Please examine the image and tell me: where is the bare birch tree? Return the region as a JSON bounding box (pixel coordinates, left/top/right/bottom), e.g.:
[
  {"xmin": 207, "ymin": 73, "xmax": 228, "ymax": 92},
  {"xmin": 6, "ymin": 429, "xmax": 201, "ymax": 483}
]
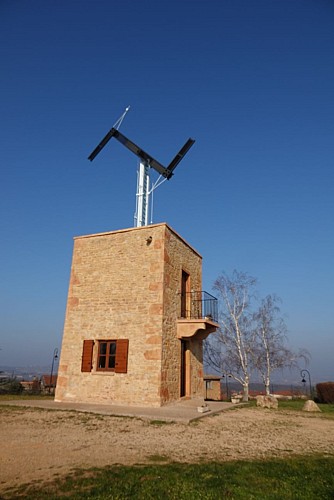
[
  {"xmin": 252, "ymin": 295, "xmax": 310, "ymax": 395},
  {"xmin": 205, "ymin": 270, "xmax": 257, "ymax": 401}
]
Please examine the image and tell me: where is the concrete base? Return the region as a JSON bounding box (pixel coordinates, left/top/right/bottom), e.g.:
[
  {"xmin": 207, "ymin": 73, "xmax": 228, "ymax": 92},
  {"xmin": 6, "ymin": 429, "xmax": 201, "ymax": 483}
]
[{"xmin": 0, "ymin": 398, "xmax": 236, "ymax": 423}]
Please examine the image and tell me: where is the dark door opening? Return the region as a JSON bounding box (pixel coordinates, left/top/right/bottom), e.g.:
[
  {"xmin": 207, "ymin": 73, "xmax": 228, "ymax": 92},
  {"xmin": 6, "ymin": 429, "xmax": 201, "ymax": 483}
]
[
  {"xmin": 180, "ymin": 339, "xmax": 190, "ymax": 397},
  {"xmin": 181, "ymin": 270, "xmax": 190, "ymax": 318}
]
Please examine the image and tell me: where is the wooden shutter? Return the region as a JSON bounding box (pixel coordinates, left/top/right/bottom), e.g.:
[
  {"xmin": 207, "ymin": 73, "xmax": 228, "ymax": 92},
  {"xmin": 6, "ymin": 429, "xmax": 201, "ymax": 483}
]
[
  {"xmin": 81, "ymin": 340, "xmax": 94, "ymax": 372},
  {"xmin": 115, "ymin": 339, "xmax": 129, "ymax": 373}
]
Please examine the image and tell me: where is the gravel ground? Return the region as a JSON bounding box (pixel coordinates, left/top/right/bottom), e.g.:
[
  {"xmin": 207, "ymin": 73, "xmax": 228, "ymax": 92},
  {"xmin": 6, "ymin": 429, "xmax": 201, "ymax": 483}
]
[{"xmin": 1, "ymin": 404, "xmax": 333, "ymax": 495}]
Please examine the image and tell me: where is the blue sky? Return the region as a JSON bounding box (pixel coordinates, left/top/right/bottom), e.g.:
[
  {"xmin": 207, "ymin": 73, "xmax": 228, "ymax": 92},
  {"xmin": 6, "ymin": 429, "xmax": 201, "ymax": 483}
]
[{"xmin": 1, "ymin": 0, "xmax": 333, "ymax": 383}]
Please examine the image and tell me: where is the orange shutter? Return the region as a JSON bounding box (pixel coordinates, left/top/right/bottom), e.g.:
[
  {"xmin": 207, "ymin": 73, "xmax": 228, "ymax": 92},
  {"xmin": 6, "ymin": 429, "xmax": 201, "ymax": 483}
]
[
  {"xmin": 81, "ymin": 340, "xmax": 94, "ymax": 372},
  {"xmin": 115, "ymin": 339, "xmax": 129, "ymax": 373}
]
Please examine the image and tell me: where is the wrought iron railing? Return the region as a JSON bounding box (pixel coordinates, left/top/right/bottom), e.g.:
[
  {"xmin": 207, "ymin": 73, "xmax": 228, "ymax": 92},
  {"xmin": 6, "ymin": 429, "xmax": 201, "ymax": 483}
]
[{"xmin": 179, "ymin": 291, "xmax": 218, "ymax": 323}]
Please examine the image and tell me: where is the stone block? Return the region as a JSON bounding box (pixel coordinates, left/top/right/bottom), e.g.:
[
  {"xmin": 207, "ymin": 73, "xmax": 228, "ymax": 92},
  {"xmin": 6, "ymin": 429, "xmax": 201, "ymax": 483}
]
[
  {"xmin": 302, "ymin": 400, "xmax": 321, "ymax": 412},
  {"xmin": 256, "ymin": 395, "xmax": 278, "ymax": 409}
]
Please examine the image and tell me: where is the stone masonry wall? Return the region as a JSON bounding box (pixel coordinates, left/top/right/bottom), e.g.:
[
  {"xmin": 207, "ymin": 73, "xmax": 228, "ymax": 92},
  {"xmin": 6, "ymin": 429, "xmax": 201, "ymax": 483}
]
[
  {"xmin": 55, "ymin": 223, "xmax": 204, "ymax": 407},
  {"xmin": 56, "ymin": 224, "xmax": 167, "ymax": 406},
  {"xmin": 160, "ymin": 226, "xmax": 203, "ymax": 404}
]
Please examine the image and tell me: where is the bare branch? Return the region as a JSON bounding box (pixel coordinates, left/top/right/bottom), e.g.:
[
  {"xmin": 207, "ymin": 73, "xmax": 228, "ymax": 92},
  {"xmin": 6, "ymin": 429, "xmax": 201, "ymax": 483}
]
[{"xmin": 205, "ymin": 273, "xmax": 311, "ymax": 400}]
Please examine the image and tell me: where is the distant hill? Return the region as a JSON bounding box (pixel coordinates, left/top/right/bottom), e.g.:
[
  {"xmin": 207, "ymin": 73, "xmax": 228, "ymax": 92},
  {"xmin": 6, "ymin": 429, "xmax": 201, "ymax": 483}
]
[
  {"xmin": 2, "ymin": 365, "xmax": 305, "ymax": 393},
  {"xmin": 223, "ymin": 381, "xmax": 304, "ymax": 395},
  {"xmin": 0, "ymin": 365, "xmax": 55, "ymax": 380}
]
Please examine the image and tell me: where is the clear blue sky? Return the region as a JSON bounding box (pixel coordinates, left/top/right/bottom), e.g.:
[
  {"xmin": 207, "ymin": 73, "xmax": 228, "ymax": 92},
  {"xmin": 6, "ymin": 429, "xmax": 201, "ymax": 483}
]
[{"xmin": 1, "ymin": 0, "xmax": 333, "ymax": 383}]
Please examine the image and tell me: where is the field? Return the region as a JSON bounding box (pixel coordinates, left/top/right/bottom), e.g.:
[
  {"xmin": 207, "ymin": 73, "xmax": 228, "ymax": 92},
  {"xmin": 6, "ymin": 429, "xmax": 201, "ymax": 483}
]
[{"xmin": 1, "ymin": 400, "xmax": 334, "ymax": 498}]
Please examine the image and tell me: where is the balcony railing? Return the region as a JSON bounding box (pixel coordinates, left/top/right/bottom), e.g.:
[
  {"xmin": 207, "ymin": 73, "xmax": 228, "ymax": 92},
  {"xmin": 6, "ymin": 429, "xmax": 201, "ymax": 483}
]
[{"xmin": 179, "ymin": 291, "xmax": 218, "ymax": 323}]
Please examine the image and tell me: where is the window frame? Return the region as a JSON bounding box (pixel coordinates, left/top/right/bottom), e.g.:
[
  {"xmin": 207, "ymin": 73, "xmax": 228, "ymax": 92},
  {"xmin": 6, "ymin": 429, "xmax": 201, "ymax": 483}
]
[
  {"xmin": 81, "ymin": 338, "xmax": 129, "ymax": 374},
  {"xmin": 96, "ymin": 340, "xmax": 117, "ymax": 372}
]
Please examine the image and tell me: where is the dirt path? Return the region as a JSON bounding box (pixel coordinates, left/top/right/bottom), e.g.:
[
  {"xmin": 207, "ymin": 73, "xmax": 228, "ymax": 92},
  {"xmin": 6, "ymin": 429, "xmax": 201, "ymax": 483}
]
[{"xmin": 1, "ymin": 405, "xmax": 333, "ymax": 495}]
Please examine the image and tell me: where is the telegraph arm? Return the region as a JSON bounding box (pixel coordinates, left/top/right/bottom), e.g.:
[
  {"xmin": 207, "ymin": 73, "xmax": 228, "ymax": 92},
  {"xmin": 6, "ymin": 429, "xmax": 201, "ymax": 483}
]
[
  {"xmin": 88, "ymin": 111, "xmax": 195, "ymax": 226},
  {"xmin": 88, "ymin": 126, "xmax": 195, "ymax": 180}
]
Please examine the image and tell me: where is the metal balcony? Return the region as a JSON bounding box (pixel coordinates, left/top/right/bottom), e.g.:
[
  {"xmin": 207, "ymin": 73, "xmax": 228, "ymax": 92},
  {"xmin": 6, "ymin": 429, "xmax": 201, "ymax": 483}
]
[
  {"xmin": 177, "ymin": 291, "xmax": 219, "ymax": 340},
  {"xmin": 179, "ymin": 291, "xmax": 218, "ymax": 323}
]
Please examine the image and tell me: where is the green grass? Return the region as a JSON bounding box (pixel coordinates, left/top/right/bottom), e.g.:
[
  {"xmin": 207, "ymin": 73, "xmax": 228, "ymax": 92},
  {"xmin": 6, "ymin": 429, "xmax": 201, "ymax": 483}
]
[
  {"xmin": 243, "ymin": 398, "xmax": 334, "ymax": 418},
  {"xmin": 317, "ymin": 403, "xmax": 334, "ymax": 416},
  {"xmin": 265, "ymin": 399, "xmax": 334, "ymax": 417},
  {"xmin": 4, "ymin": 456, "xmax": 334, "ymax": 499},
  {"xmin": 149, "ymin": 419, "xmax": 175, "ymax": 426},
  {"xmin": 0, "ymin": 394, "xmax": 54, "ymax": 401}
]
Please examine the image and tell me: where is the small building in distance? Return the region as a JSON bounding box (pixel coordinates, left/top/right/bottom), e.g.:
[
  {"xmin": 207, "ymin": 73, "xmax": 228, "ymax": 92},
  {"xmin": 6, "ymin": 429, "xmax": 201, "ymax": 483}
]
[
  {"xmin": 204, "ymin": 375, "xmax": 222, "ymax": 401},
  {"xmin": 55, "ymin": 223, "xmax": 218, "ymax": 407},
  {"xmin": 40, "ymin": 375, "xmax": 58, "ymax": 394}
]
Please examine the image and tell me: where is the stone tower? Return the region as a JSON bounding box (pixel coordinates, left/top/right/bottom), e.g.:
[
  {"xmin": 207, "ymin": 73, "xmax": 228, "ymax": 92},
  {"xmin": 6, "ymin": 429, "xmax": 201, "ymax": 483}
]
[{"xmin": 55, "ymin": 223, "xmax": 218, "ymax": 407}]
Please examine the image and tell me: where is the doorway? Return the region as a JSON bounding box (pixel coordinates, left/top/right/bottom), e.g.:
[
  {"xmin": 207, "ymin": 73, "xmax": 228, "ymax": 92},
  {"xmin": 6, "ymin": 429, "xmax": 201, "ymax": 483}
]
[
  {"xmin": 181, "ymin": 270, "xmax": 190, "ymax": 318},
  {"xmin": 180, "ymin": 339, "xmax": 190, "ymax": 397}
]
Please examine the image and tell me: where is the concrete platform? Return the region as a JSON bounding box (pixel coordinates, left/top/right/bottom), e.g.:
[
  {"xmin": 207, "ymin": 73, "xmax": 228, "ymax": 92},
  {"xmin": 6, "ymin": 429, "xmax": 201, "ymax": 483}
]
[{"xmin": 0, "ymin": 398, "xmax": 237, "ymax": 423}]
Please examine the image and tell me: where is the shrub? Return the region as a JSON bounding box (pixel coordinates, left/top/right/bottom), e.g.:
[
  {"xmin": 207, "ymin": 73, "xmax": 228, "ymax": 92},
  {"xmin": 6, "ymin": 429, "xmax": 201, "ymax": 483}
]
[
  {"xmin": 316, "ymin": 382, "xmax": 334, "ymax": 404},
  {"xmin": 0, "ymin": 377, "xmax": 24, "ymax": 395}
]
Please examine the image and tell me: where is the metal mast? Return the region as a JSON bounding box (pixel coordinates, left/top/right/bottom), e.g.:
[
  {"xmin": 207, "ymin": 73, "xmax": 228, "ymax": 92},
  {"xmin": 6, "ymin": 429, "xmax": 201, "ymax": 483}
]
[{"xmin": 135, "ymin": 162, "xmax": 150, "ymax": 227}]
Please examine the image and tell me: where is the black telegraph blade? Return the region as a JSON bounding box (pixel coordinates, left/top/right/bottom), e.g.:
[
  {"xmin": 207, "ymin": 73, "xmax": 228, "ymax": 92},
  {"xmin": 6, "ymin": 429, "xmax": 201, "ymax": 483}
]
[
  {"xmin": 88, "ymin": 124, "xmax": 195, "ymax": 180},
  {"xmin": 88, "ymin": 127, "xmax": 118, "ymax": 161},
  {"xmin": 165, "ymin": 138, "xmax": 195, "ymax": 179},
  {"xmin": 112, "ymin": 130, "xmax": 168, "ymax": 177}
]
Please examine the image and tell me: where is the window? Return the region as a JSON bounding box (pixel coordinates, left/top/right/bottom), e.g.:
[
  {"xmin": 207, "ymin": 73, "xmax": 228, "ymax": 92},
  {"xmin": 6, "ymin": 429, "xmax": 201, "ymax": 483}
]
[
  {"xmin": 97, "ymin": 341, "xmax": 116, "ymax": 371},
  {"xmin": 81, "ymin": 339, "xmax": 129, "ymax": 373}
]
